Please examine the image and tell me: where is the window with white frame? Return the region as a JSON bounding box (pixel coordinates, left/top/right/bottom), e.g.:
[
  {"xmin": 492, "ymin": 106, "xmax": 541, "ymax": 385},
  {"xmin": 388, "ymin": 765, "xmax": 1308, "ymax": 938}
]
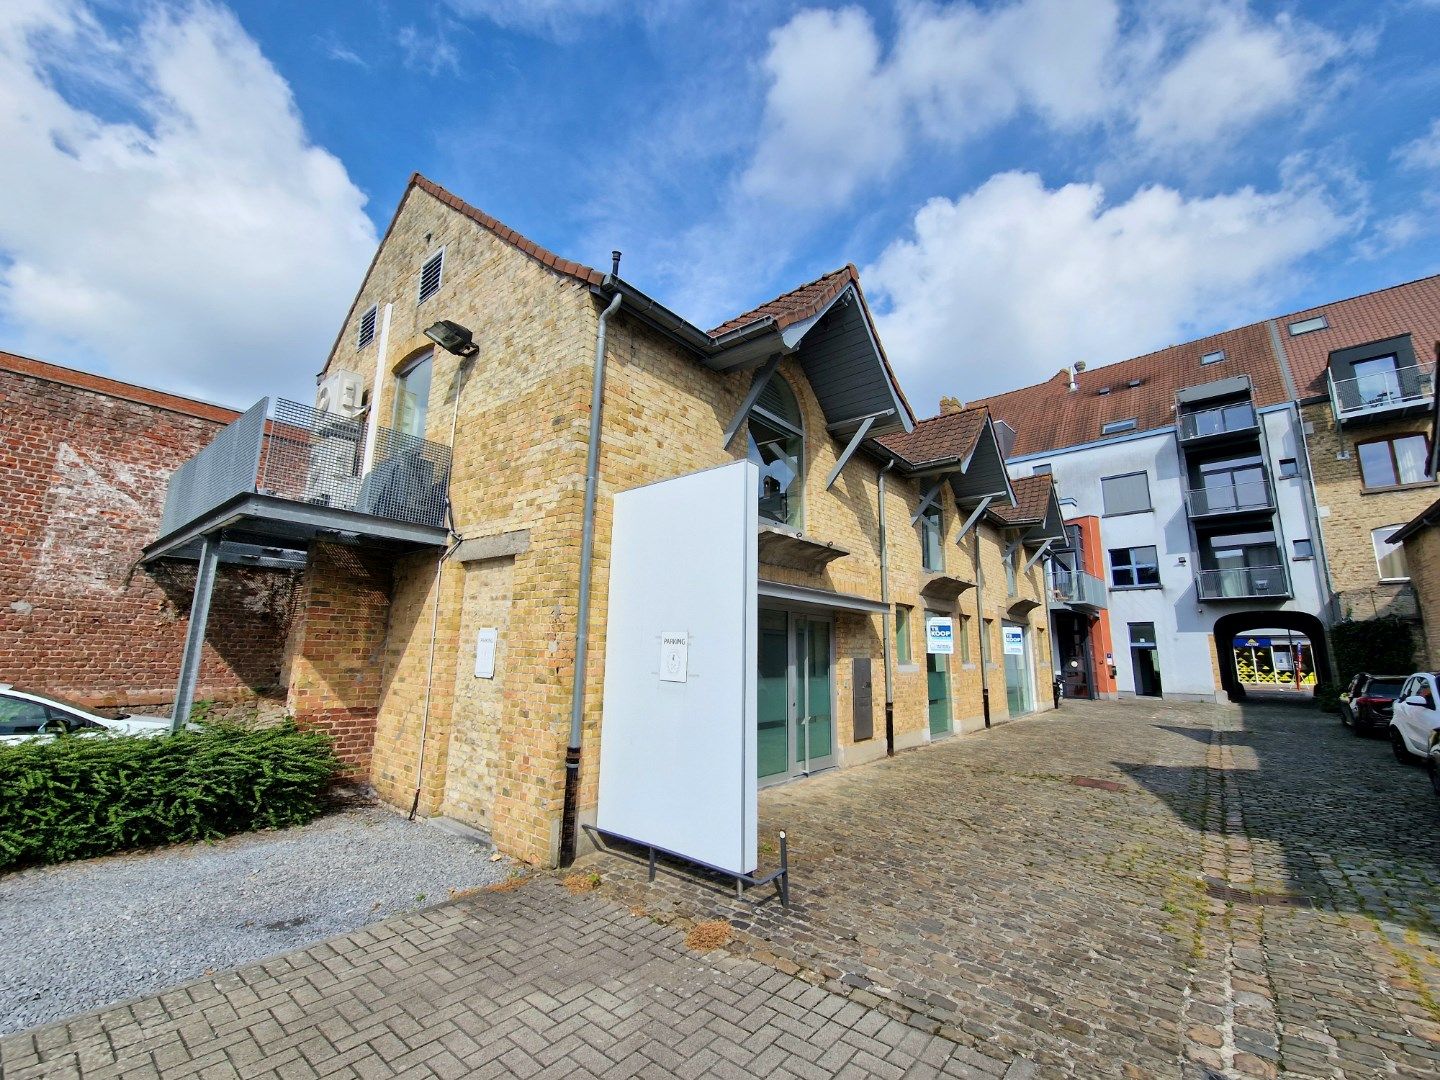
[
  {"xmin": 1372, "ymin": 525, "xmax": 1409, "ymax": 582},
  {"xmin": 920, "ymin": 503, "xmax": 944, "ymax": 572}
]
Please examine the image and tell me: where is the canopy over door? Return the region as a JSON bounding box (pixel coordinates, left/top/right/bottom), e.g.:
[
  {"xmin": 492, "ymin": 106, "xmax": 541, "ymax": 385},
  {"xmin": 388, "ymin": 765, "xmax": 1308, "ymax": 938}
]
[{"xmin": 597, "ymin": 461, "xmax": 759, "ymax": 875}]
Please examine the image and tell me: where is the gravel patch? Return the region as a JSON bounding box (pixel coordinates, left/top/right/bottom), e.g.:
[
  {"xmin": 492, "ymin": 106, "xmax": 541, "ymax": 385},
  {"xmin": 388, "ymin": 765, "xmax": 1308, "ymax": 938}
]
[{"xmin": 0, "ymin": 807, "xmax": 513, "ymax": 1035}]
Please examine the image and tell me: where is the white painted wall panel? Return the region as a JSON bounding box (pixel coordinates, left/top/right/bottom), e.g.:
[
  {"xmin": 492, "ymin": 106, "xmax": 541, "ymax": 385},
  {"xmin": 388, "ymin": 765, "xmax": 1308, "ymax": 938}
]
[{"xmin": 596, "ymin": 461, "xmax": 759, "ymax": 875}]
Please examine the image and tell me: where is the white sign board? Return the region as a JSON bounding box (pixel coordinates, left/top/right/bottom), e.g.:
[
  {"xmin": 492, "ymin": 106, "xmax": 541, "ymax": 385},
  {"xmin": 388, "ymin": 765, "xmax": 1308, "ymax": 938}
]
[
  {"xmin": 1003, "ymin": 625, "xmax": 1025, "ymax": 655},
  {"xmin": 597, "ymin": 461, "xmax": 758, "ymax": 875},
  {"xmin": 474, "ymin": 628, "xmax": 498, "ymax": 679},
  {"xmin": 659, "ymin": 632, "xmax": 689, "ymax": 683},
  {"xmin": 925, "ymin": 617, "xmax": 953, "ymax": 654}
]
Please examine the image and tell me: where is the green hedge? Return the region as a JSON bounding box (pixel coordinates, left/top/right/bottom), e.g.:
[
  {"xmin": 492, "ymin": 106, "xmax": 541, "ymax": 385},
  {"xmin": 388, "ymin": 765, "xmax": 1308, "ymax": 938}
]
[{"xmin": 0, "ymin": 722, "xmax": 341, "ymax": 871}]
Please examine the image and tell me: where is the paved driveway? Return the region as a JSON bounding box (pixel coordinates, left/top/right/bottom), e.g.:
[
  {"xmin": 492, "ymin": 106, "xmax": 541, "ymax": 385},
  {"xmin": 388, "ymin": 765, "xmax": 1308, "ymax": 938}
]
[
  {"xmin": 601, "ymin": 696, "xmax": 1440, "ymax": 1078},
  {"xmin": 3, "ymin": 698, "xmax": 1437, "ymax": 1078}
]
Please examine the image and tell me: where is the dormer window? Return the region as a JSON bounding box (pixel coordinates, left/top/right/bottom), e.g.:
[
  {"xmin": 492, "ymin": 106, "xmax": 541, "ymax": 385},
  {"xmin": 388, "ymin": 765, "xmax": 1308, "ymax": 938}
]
[{"xmin": 748, "ymin": 375, "xmax": 804, "ymax": 528}]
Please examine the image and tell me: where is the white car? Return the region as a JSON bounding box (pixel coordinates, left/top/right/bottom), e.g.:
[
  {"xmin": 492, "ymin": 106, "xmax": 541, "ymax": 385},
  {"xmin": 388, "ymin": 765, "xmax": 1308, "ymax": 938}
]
[
  {"xmin": 0, "ymin": 684, "xmax": 171, "ymax": 747},
  {"xmin": 1388, "ymin": 671, "xmax": 1440, "ymax": 764}
]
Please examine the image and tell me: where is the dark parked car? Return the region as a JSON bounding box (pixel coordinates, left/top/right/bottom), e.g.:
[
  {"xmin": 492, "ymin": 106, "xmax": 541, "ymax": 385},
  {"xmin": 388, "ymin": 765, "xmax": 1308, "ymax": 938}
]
[{"xmin": 1338, "ymin": 673, "xmax": 1407, "ymax": 734}]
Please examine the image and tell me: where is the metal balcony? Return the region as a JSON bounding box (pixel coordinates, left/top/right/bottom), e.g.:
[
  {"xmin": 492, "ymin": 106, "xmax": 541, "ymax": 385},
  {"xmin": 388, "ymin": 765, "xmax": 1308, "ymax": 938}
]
[
  {"xmin": 147, "ymin": 397, "xmax": 452, "ymax": 565},
  {"xmin": 1177, "ymin": 402, "xmax": 1259, "ymax": 445},
  {"xmin": 1327, "ymin": 362, "xmax": 1435, "ymax": 426},
  {"xmin": 1196, "ymin": 565, "xmax": 1291, "ymax": 601},
  {"xmin": 1185, "ymin": 477, "xmax": 1274, "ymax": 520},
  {"xmin": 1049, "ymin": 568, "xmax": 1107, "ymax": 611}
]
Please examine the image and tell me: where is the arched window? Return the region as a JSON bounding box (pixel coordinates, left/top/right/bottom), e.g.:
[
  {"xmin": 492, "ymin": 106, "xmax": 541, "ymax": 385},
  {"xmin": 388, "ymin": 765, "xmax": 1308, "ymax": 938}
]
[
  {"xmin": 748, "ymin": 375, "xmax": 804, "ymax": 528},
  {"xmin": 392, "ymin": 350, "xmax": 433, "ymax": 438}
]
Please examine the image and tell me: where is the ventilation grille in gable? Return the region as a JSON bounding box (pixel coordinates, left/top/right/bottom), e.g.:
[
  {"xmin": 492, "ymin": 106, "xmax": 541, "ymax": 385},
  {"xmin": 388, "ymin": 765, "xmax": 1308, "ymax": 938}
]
[
  {"xmin": 358, "ymin": 305, "xmax": 377, "ymax": 348},
  {"xmin": 419, "ymin": 252, "xmax": 444, "ymax": 303}
]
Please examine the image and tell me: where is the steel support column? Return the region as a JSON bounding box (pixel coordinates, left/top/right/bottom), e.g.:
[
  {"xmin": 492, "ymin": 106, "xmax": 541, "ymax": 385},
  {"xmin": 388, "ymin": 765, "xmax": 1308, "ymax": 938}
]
[{"xmin": 171, "ymin": 533, "xmax": 220, "ymax": 732}]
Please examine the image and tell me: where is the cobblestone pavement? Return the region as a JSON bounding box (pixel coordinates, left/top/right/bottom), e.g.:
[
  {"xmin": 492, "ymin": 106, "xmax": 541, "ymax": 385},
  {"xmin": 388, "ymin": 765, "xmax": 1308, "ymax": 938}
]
[
  {"xmin": 4, "ymin": 697, "xmax": 1437, "ymax": 1078},
  {"xmin": 598, "ymin": 697, "xmax": 1440, "ymax": 1078}
]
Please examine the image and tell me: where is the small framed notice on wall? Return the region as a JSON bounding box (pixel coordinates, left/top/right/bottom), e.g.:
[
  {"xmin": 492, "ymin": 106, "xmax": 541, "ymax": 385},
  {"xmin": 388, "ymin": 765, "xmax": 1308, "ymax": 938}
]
[{"xmin": 474, "ymin": 628, "xmax": 498, "ymax": 679}]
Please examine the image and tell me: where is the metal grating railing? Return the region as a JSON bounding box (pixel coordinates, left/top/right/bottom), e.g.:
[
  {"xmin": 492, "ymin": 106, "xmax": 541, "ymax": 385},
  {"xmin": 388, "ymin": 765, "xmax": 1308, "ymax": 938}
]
[
  {"xmin": 156, "ymin": 397, "xmax": 452, "ymax": 539},
  {"xmin": 159, "ymin": 398, "xmax": 268, "ymax": 537}
]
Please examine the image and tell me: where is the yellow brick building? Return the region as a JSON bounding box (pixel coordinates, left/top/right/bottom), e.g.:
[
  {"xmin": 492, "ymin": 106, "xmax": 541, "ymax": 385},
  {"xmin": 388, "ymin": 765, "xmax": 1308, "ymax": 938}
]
[{"xmin": 271, "ymin": 175, "xmax": 1058, "ymax": 866}]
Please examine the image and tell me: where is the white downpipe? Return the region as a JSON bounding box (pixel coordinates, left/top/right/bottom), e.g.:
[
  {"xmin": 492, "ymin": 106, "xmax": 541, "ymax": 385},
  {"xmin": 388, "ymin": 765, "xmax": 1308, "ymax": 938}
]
[{"xmin": 362, "ymin": 303, "xmax": 393, "ymax": 473}]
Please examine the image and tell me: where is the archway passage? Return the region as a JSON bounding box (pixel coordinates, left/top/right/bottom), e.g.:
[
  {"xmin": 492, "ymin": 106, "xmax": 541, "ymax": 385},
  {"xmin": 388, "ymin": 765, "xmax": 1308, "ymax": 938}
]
[{"xmin": 1212, "ymin": 610, "xmax": 1331, "ymax": 702}]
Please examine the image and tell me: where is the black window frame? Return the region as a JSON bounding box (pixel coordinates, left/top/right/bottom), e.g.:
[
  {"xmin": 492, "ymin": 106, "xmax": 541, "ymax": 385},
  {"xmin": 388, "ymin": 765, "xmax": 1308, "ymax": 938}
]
[{"xmin": 1109, "ymin": 545, "xmax": 1161, "ymax": 589}]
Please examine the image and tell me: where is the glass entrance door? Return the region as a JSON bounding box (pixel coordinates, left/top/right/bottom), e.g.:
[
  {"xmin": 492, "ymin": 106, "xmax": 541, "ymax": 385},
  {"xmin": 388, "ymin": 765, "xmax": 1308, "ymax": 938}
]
[
  {"xmin": 794, "ymin": 618, "xmax": 833, "ymax": 774},
  {"xmin": 1003, "ymin": 620, "xmax": 1034, "ymax": 716},
  {"xmin": 757, "ymin": 610, "xmax": 791, "ymax": 781},
  {"xmin": 925, "ymin": 610, "xmax": 951, "ymax": 736},
  {"xmin": 757, "ymin": 609, "xmax": 835, "ymax": 784}
]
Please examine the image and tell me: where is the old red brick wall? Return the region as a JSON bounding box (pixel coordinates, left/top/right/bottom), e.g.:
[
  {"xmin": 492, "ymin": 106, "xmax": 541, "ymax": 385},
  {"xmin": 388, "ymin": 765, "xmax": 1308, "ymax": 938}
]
[
  {"xmin": 283, "ymin": 542, "xmax": 392, "ymax": 770},
  {"xmin": 0, "ymin": 356, "xmax": 297, "ymax": 712}
]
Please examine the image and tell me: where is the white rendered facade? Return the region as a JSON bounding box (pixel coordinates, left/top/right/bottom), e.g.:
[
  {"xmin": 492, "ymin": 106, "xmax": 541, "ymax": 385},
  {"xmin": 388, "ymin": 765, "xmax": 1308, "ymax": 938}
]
[{"xmin": 1007, "ymin": 402, "xmax": 1328, "ymax": 702}]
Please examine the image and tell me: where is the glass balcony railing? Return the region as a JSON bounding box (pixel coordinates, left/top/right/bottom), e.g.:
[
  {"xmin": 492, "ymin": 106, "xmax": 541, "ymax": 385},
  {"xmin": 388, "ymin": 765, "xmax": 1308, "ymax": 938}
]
[
  {"xmin": 1185, "ymin": 477, "xmax": 1274, "ymax": 518},
  {"xmin": 1177, "ymin": 401, "xmax": 1259, "ymax": 442},
  {"xmin": 1327, "ymin": 362, "xmax": 1435, "ymax": 424},
  {"xmin": 1196, "ymin": 565, "xmax": 1291, "ymax": 601},
  {"xmin": 1049, "ymin": 568, "xmax": 1107, "ymax": 610}
]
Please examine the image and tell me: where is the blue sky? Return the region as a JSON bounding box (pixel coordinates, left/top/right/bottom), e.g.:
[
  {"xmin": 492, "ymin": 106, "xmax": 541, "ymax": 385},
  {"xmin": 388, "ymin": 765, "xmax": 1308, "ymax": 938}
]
[{"xmin": 1, "ymin": 1, "xmax": 1438, "ymax": 415}]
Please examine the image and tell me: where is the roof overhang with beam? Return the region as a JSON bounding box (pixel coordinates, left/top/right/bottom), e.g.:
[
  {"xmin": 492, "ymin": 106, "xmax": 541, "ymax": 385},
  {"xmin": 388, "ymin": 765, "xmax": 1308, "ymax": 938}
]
[{"xmin": 597, "ymin": 277, "xmax": 913, "ymax": 442}]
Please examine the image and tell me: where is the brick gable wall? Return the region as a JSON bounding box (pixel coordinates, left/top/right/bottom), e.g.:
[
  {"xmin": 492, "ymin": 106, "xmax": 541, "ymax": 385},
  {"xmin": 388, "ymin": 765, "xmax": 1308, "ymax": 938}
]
[{"xmin": 0, "ymin": 363, "xmax": 296, "ymax": 713}]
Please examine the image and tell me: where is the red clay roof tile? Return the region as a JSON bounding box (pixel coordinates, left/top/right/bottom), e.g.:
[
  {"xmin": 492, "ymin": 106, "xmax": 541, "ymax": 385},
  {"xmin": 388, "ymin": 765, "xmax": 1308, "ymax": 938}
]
[
  {"xmin": 966, "ymin": 321, "xmax": 1287, "ymax": 458},
  {"xmin": 989, "ymin": 473, "xmax": 1055, "ymax": 525},
  {"xmin": 875, "ymin": 405, "xmax": 989, "ymax": 467}
]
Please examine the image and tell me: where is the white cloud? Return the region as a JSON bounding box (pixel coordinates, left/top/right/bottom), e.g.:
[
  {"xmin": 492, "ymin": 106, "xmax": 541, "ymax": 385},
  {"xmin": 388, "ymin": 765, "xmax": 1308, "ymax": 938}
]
[
  {"xmin": 1395, "ymin": 118, "xmax": 1440, "ymax": 170},
  {"xmin": 1130, "ymin": 8, "xmax": 1346, "ymax": 152},
  {"xmin": 743, "ymin": 0, "xmax": 1350, "ymax": 208},
  {"xmin": 441, "ymin": 0, "xmax": 615, "ymax": 41},
  {"xmin": 0, "ymin": 0, "xmax": 376, "ymax": 406},
  {"xmin": 864, "ymin": 170, "xmax": 1351, "ymax": 412},
  {"xmin": 397, "ymin": 23, "xmax": 462, "ymax": 75}
]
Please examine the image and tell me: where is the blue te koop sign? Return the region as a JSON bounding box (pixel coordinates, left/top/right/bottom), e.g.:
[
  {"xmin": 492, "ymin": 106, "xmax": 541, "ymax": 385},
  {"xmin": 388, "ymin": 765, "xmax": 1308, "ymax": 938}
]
[{"xmin": 925, "ymin": 617, "xmax": 954, "ymax": 655}]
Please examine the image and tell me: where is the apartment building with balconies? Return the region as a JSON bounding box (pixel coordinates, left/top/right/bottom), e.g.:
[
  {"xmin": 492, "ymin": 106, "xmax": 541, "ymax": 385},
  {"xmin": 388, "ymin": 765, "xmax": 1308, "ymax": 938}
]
[{"xmin": 969, "ymin": 274, "xmax": 1440, "ymax": 701}]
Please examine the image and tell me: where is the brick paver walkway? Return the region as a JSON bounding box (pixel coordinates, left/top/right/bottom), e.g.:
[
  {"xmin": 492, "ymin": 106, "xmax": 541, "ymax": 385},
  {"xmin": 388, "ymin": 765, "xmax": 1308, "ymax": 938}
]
[{"xmin": 4, "ymin": 697, "xmax": 1437, "ymax": 1078}]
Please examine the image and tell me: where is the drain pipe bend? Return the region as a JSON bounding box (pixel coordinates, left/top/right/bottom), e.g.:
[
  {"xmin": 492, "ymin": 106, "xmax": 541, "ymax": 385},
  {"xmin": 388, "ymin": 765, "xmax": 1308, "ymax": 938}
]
[{"xmin": 561, "ymin": 286, "xmax": 623, "ymax": 864}]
